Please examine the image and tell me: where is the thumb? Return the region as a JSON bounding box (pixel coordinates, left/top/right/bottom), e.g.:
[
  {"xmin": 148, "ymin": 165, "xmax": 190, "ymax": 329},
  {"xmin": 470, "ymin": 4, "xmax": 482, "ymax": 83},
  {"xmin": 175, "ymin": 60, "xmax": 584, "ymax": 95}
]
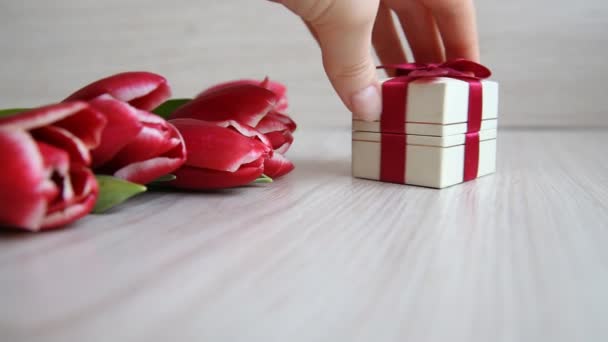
[{"xmin": 282, "ymin": 0, "xmax": 382, "ymax": 121}]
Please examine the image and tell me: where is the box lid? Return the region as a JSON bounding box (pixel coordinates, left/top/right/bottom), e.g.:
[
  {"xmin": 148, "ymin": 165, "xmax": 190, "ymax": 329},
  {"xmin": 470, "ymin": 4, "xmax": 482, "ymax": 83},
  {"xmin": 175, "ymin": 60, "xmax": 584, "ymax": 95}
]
[
  {"xmin": 378, "ymin": 77, "xmax": 499, "ymax": 125},
  {"xmin": 352, "ymin": 129, "xmax": 497, "ymax": 148},
  {"xmin": 353, "ymin": 118, "xmax": 497, "ymax": 136}
]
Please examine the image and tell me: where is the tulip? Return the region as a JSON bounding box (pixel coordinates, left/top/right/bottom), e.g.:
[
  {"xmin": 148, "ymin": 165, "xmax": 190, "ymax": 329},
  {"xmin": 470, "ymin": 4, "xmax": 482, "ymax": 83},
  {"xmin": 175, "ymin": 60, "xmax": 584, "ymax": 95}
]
[
  {"xmin": 64, "ymin": 71, "xmax": 171, "ymax": 111},
  {"xmin": 168, "ymin": 119, "xmax": 272, "ymax": 189},
  {"xmin": 88, "ymin": 95, "xmax": 187, "ymax": 185},
  {"xmin": 170, "ymin": 80, "xmax": 297, "ymax": 179},
  {"xmin": 64, "ymin": 72, "xmax": 187, "ymax": 185},
  {"xmin": 170, "ymin": 84, "xmax": 278, "ymax": 127},
  {"xmin": 0, "ymin": 102, "xmax": 105, "ymax": 231},
  {"xmin": 197, "ymin": 77, "xmax": 288, "ymax": 112}
]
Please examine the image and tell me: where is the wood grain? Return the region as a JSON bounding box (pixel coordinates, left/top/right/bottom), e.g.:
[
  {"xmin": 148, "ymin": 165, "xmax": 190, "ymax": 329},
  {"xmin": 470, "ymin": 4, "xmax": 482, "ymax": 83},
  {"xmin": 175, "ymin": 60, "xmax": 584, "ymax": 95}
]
[{"xmin": 1, "ymin": 130, "xmax": 607, "ymax": 342}]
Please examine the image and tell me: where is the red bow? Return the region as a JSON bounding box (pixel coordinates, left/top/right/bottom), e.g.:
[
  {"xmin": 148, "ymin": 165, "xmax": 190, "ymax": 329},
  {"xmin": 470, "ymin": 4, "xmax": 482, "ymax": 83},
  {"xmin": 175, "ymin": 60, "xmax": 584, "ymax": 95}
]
[{"xmin": 378, "ymin": 59, "xmax": 491, "ymax": 79}]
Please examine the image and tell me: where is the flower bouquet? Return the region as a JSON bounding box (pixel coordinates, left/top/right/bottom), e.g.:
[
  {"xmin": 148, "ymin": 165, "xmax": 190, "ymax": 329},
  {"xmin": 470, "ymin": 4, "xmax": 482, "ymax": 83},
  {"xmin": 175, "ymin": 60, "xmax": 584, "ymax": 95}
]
[{"xmin": 0, "ymin": 72, "xmax": 297, "ymax": 231}]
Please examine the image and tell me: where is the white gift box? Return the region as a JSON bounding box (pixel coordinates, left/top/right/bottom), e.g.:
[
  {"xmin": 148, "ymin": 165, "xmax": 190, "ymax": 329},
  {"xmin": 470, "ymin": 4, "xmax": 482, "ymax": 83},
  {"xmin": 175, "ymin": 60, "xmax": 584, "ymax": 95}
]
[{"xmin": 351, "ymin": 77, "xmax": 499, "ymax": 189}]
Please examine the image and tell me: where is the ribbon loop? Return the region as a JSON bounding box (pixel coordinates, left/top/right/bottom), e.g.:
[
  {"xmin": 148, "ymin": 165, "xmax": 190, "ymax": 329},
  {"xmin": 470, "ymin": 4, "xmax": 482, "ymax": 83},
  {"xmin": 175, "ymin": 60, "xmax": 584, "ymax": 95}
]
[{"xmin": 377, "ymin": 58, "xmax": 491, "ymax": 79}]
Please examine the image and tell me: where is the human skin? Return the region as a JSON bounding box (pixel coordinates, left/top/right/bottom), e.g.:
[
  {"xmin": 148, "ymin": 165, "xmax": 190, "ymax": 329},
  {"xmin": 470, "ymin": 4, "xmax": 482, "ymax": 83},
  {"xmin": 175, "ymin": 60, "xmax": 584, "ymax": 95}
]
[{"xmin": 270, "ymin": 0, "xmax": 479, "ymax": 121}]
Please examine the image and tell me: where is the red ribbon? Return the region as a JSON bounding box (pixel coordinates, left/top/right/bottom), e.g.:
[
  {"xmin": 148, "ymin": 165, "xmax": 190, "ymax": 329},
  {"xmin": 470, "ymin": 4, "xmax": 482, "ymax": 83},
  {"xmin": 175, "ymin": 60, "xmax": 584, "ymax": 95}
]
[{"xmin": 378, "ymin": 59, "xmax": 491, "ymax": 185}]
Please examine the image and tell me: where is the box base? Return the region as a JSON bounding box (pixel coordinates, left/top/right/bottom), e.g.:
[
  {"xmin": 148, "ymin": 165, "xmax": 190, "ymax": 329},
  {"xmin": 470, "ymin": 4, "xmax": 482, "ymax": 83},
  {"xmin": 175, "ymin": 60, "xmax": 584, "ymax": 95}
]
[{"xmin": 352, "ymin": 139, "xmax": 497, "ymax": 189}]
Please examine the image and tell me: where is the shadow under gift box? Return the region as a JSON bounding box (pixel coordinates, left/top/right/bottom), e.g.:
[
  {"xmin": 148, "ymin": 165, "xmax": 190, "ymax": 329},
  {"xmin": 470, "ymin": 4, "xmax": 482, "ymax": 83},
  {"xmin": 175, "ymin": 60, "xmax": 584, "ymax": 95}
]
[{"xmin": 352, "ymin": 77, "xmax": 499, "ymax": 189}]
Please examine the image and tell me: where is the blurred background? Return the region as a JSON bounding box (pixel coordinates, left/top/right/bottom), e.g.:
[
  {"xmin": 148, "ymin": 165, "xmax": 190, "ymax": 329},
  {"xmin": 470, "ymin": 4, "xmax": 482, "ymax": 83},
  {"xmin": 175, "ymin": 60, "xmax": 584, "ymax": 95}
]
[{"xmin": 1, "ymin": 0, "xmax": 607, "ymax": 128}]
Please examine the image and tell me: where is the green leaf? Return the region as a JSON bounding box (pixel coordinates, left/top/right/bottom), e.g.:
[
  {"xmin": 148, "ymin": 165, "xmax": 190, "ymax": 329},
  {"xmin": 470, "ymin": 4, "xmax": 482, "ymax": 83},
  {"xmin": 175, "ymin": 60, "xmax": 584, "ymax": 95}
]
[
  {"xmin": 0, "ymin": 108, "xmax": 30, "ymax": 118},
  {"xmin": 93, "ymin": 175, "xmax": 147, "ymax": 214},
  {"xmin": 253, "ymin": 174, "xmax": 273, "ymax": 184},
  {"xmin": 150, "ymin": 174, "xmax": 176, "ymax": 183},
  {"xmin": 152, "ymin": 99, "xmax": 192, "ymax": 119}
]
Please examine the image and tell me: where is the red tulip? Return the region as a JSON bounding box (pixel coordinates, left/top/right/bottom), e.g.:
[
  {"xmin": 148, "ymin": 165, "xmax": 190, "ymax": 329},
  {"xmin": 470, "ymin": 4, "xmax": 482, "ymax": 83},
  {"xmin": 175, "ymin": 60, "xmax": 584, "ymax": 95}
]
[
  {"xmin": 170, "ymin": 80, "xmax": 297, "ymax": 179},
  {"xmin": 88, "ymin": 95, "xmax": 187, "ymax": 185},
  {"xmin": 64, "ymin": 72, "xmax": 171, "ymax": 111},
  {"xmin": 0, "ymin": 102, "xmax": 105, "ymax": 231},
  {"xmin": 168, "ymin": 119, "xmax": 272, "ymax": 189},
  {"xmin": 63, "ymin": 72, "xmax": 186, "ymax": 184},
  {"xmin": 171, "ymin": 84, "xmax": 278, "ymax": 127},
  {"xmin": 197, "ymin": 77, "xmax": 288, "ymax": 112}
]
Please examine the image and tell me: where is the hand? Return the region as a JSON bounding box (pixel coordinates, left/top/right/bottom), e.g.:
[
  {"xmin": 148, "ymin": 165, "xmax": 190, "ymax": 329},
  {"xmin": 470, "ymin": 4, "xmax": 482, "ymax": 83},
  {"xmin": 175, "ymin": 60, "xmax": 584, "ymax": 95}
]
[{"xmin": 273, "ymin": 0, "xmax": 479, "ymax": 121}]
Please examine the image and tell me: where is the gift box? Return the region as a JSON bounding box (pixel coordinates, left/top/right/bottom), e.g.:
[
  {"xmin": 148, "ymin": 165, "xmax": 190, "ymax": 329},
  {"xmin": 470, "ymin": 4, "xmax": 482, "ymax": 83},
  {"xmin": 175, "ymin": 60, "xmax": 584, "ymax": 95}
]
[{"xmin": 351, "ymin": 60, "xmax": 499, "ymax": 189}]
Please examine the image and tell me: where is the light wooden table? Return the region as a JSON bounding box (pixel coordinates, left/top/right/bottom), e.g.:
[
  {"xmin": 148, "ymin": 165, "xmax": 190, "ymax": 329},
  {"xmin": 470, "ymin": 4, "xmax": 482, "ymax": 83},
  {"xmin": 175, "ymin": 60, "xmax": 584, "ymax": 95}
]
[{"xmin": 1, "ymin": 128, "xmax": 607, "ymax": 342}]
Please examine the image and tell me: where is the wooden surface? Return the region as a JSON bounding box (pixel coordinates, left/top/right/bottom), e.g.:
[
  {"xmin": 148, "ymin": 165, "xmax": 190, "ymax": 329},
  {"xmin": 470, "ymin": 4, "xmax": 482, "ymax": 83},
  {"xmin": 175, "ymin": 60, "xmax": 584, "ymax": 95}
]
[
  {"xmin": 1, "ymin": 130, "xmax": 608, "ymax": 342},
  {"xmin": 2, "ymin": 0, "xmax": 608, "ymax": 341}
]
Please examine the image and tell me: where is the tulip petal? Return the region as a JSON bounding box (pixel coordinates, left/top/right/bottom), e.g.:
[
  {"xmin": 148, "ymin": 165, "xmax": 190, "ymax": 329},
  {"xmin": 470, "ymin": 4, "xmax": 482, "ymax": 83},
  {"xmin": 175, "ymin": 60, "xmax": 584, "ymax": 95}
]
[
  {"xmin": 170, "ymin": 84, "xmax": 277, "ymax": 127},
  {"xmin": 106, "ymin": 111, "xmax": 180, "ymax": 168},
  {"xmin": 196, "ymin": 79, "xmax": 259, "ymax": 97},
  {"xmin": 260, "ymin": 77, "xmax": 287, "ymax": 98},
  {"xmin": 0, "ymin": 102, "xmax": 106, "ymax": 148},
  {"xmin": 111, "ymin": 122, "xmax": 186, "ymax": 185},
  {"xmin": 171, "ymin": 158, "xmax": 264, "ymax": 190},
  {"xmin": 36, "ymin": 142, "xmax": 73, "ymax": 208},
  {"xmin": 274, "ymin": 100, "xmax": 288, "ymax": 113},
  {"xmin": 198, "ymin": 77, "xmax": 287, "ymax": 100},
  {"xmin": 255, "ymin": 111, "xmax": 296, "ymax": 153},
  {"xmin": 129, "ymin": 83, "xmax": 172, "ymax": 112},
  {"xmin": 42, "ymin": 166, "xmax": 99, "ymax": 230},
  {"xmin": 114, "ymin": 156, "xmax": 184, "ymax": 185},
  {"xmin": 64, "ymin": 72, "xmax": 171, "ymax": 111},
  {"xmin": 52, "ymin": 106, "xmax": 107, "ymax": 150},
  {"xmin": 197, "ymin": 76, "xmax": 289, "ymax": 112},
  {"xmin": 260, "ymin": 77, "xmax": 288, "ymax": 112},
  {"xmin": 170, "ymin": 119, "xmax": 269, "ymax": 173},
  {"xmin": 255, "ymin": 113, "xmax": 290, "ymax": 134},
  {"xmin": 36, "ymin": 142, "xmax": 62, "ymax": 204},
  {"xmin": 212, "ymin": 120, "xmax": 272, "ymax": 150},
  {"xmin": 0, "ymin": 130, "xmax": 52, "ymax": 230},
  {"xmin": 264, "ymin": 130, "xmax": 294, "ymax": 154},
  {"xmin": 0, "ymin": 102, "xmax": 87, "ymax": 130},
  {"xmin": 32, "ymin": 126, "xmax": 91, "ymax": 166},
  {"xmin": 266, "ymin": 111, "xmax": 297, "ymax": 132},
  {"xmin": 263, "ymin": 153, "xmax": 295, "ymax": 178},
  {"xmin": 88, "ymin": 95, "xmax": 143, "ymax": 167}
]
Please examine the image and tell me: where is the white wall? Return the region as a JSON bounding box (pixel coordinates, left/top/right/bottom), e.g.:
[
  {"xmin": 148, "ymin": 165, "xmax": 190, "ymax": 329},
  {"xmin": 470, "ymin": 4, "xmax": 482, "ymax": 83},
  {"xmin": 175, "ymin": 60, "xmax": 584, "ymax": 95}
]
[{"xmin": 1, "ymin": 0, "xmax": 606, "ymax": 127}]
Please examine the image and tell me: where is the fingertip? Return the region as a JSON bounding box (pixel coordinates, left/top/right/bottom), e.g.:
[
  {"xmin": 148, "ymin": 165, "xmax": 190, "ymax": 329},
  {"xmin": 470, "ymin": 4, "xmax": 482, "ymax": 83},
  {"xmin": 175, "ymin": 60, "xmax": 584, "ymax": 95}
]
[{"xmin": 350, "ymin": 83, "xmax": 382, "ymax": 121}]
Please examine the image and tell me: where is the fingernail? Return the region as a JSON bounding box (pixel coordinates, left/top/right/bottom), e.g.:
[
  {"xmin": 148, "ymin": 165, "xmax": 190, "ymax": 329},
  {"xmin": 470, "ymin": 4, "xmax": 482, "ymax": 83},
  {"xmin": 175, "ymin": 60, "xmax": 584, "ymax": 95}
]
[{"xmin": 350, "ymin": 85, "xmax": 382, "ymax": 121}]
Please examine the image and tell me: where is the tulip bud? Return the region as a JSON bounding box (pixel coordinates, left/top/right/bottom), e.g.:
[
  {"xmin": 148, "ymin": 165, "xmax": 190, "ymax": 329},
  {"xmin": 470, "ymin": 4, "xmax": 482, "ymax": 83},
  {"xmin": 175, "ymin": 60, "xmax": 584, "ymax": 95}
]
[
  {"xmin": 65, "ymin": 72, "xmax": 171, "ymax": 111},
  {"xmin": 88, "ymin": 95, "xmax": 187, "ymax": 185},
  {"xmin": 0, "ymin": 102, "xmax": 105, "ymax": 231},
  {"xmin": 169, "ymin": 119, "xmax": 272, "ymax": 189}
]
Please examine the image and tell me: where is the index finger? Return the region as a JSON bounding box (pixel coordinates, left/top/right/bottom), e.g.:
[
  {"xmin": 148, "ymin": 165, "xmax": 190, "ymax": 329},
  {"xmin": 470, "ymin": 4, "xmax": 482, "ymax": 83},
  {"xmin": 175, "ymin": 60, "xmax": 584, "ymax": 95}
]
[{"xmin": 424, "ymin": 0, "xmax": 479, "ymax": 61}]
